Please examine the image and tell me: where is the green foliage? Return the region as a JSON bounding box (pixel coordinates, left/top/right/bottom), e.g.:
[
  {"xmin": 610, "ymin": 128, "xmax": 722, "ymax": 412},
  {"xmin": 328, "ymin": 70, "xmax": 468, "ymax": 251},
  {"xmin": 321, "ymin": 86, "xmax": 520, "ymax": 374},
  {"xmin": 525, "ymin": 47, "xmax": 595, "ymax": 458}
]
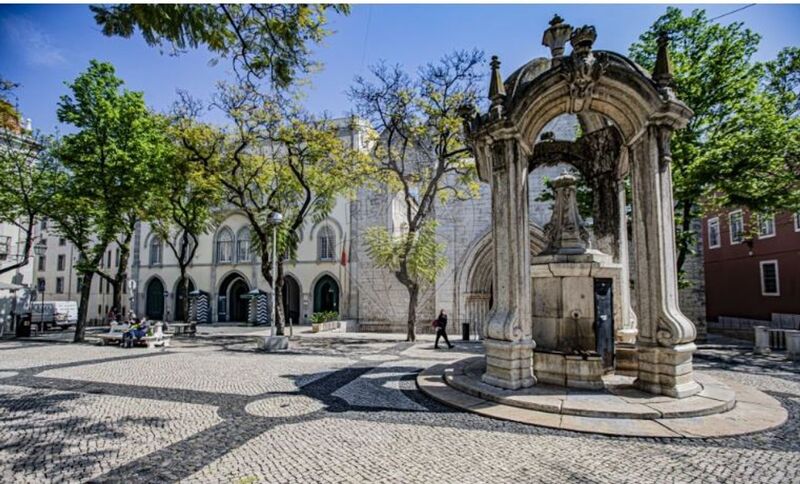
[
  {"xmin": 0, "ymin": 125, "xmax": 61, "ymax": 275},
  {"xmin": 364, "ymin": 222, "xmax": 446, "ymax": 286},
  {"xmin": 90, "ymin": 4, "xmax": 348, "ymax": 89},
  {"xmin": 49, "ymin": 60, "xmax": 172, "ymax": 338},
  {"xmin": 629, "ymin": 8, "xmax": 800, "ymax": 272},
  {"xmin": 310, "ymin": 311, "xmax": 338, "ymax": 324},
  {"xmin": 150, "ymin": 113, "xmax": 223, "ymax": 271}
]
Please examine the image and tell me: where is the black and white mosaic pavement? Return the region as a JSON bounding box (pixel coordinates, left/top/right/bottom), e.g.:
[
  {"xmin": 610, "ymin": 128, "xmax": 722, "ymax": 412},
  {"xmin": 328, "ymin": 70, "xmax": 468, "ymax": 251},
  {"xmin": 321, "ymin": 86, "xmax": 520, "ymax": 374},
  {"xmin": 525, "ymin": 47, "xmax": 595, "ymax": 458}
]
[{"xmin": 0, "ymin": 334, "xmax": 798, "ymax": 483}]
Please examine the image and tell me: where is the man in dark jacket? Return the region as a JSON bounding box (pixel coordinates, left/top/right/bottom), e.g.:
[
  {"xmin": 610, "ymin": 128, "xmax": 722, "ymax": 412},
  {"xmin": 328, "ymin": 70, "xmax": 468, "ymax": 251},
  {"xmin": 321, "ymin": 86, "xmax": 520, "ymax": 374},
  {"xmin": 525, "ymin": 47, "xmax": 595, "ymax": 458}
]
[{"xmin": 434, "ymin": 309, "xmax": 454, "ymax": 349}]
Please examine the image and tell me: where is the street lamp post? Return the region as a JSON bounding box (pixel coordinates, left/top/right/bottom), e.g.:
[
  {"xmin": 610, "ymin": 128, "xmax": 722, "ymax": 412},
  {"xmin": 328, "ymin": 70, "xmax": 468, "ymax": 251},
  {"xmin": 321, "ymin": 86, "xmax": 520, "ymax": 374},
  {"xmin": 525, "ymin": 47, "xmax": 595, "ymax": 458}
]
[
  {"xmin": 268, "ymin": 211, "xmax": 283, "ymax": 337},
  {"xmin": 33, "ymin": 241, "xmax": 46, "ymax": 332}
]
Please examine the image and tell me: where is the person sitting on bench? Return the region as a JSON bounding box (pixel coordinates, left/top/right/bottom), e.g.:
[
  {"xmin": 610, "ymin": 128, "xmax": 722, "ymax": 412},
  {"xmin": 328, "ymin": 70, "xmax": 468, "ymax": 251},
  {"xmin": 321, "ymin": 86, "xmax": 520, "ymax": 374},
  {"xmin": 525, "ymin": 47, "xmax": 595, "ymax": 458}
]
[{"xmin": 122, "ymin": 318, "xmax": 149, "ymax": 348}]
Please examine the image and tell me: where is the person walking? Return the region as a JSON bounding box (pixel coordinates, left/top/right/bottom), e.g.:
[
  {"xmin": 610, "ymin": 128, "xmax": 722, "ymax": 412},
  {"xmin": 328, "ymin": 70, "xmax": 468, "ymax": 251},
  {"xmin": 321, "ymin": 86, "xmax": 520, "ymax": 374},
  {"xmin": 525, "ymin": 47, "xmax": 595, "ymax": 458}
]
[{"xmin": 434, "ymin": 309, "xmax": 454, "ymax": 349}]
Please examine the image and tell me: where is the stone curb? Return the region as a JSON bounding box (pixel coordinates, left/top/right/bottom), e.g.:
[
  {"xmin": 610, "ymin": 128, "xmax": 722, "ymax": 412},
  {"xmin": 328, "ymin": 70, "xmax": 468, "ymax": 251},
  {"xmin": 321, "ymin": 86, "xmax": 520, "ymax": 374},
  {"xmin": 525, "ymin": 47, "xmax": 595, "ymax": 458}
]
[{"xmin": 417, "ymin": 357, "xmax": 788, "ymax": 438}]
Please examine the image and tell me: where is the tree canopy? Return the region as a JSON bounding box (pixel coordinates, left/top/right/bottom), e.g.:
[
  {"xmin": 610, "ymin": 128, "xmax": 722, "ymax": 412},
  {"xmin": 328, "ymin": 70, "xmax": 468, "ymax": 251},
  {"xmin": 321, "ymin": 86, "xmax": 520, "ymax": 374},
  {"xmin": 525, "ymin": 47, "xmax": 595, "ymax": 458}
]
[
  {"xmin": 91, "ymin": 4, "xmax": 348, "ymax": 89},
  {"xmin": 629, "ymin": 7, "xmax": 800, "ymax": 272}
]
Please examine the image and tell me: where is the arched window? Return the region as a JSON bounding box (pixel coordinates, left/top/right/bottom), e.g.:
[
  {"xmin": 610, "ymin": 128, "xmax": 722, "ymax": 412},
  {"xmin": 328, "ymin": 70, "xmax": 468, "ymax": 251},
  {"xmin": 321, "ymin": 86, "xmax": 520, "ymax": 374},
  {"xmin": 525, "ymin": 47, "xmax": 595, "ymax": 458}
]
[
  {"xmin": 236, "ymin": 227, "xmax": 251, "ymax": 263},
  {"xmin": 149, "ymin": 236, "xmax": 163, "ymax": 266},
  {"xmin": 317, "ymin": 225, "xmax": 335, "ymax": 261},
  {"xmin": 216, "ymin": 228, "xmax": 234, "ymax": 263}
]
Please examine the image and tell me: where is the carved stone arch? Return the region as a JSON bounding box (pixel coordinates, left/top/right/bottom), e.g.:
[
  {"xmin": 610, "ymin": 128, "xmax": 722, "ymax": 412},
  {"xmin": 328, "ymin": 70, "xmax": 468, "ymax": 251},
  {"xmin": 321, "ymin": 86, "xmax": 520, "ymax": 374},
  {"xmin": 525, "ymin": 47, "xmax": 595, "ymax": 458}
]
[
  {"xmin": 504, "ymin": 52, "xmax": 672, "ymax": 146},
  {"xmin": 454, "ymin": 225, "xmax": 548, "ymax": 338}
]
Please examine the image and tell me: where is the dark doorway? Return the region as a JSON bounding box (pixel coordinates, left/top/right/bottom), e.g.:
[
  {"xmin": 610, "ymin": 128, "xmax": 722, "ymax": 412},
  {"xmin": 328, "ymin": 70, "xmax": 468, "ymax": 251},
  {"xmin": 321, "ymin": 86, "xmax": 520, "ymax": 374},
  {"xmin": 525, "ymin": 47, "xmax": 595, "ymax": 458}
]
[
  {"xmin": 174, "ymin": 278, "xmax": 196, "ymax": 322},
  {"xmin": 313, "ymin": 275, "xmax": 339, "ymax": 313},
  {"xmin": 594, "ymin": 278, "xmax": 615, "ymax": 370},
  {"xmin": 217, "ymin": 273, "xmax": 250, "ymax": 322},
  {"xmin": 145, "ymin": 278, "xmax": 165, "ymax": 320},
  {"xmin": 283, "ymin": 276, "xmax": 301, "ymax": 325},
  {"xmin": 229, "ymin": 279, "xmax": 249, "ymax": 322}
]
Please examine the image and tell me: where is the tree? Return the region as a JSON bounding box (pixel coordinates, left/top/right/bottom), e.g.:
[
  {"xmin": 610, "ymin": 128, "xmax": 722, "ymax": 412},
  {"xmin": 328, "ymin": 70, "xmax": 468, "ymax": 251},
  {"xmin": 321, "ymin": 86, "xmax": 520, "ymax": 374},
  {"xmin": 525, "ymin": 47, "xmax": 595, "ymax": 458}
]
[
  {"xmin": 90, "ymin": 4, "xmax": 348, "ymax": 90},
  {"xmin": 179, "ymin": 87, "xmax": 365, "ymax": 334},
  {"xmin": 54, "ymin": 60, "xmax": 171, "ymax": 333},
  {"xmin": 150, "ymin": 111, "xmax": 222, "ymax": 324},
  {"xmin": 349, "ymin": 50, "xmax": 484, "ymax": 341},
  {"xmin": 630, "ymin": 8, "xmax": 800, "ymax": 274},
  {"xmin": 0, "ymin": 93, "xmax": 59, "ymax": 277}
]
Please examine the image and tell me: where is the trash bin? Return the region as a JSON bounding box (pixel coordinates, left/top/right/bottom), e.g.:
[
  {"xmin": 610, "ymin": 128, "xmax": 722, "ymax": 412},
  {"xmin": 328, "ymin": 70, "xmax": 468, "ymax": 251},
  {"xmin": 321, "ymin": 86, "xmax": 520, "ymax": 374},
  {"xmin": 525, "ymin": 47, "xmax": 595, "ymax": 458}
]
[
  {"xmin": 462, "ymin": 322, "xmax": 470, "ymax": 341},
  {"xmin": 15, "ymin": 317, "xmax": 31, "ymax": 337}
]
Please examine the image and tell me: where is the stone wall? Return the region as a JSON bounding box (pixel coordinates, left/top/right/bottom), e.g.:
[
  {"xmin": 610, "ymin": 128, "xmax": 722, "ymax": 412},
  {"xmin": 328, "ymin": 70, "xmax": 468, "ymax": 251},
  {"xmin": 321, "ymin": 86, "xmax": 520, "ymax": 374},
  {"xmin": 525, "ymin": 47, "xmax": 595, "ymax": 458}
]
[{"xmin": 678, "ymin": 218, "xmax": 708, "ymax": 341}]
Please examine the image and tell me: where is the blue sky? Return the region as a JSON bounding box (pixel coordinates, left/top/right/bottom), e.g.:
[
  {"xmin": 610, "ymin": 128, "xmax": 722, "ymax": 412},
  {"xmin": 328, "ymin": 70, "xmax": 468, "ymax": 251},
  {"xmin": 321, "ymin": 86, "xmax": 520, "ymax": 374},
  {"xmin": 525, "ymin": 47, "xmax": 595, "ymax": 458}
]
[{"xmin": 1, "ymin": 4, "xmax": 798, "ymax": 134}]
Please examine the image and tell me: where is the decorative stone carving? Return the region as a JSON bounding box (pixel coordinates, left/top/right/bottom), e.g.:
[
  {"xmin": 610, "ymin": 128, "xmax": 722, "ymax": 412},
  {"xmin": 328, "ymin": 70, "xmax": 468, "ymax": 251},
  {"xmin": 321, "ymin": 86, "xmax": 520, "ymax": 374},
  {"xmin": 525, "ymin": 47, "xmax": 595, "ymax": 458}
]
[
  {"xmin": 541, "ymin": 15, "xmax": 573, "ymax": 61},
  {"xmin": 559, "ymin": 26, "xmax": 608, "ymax": 113},
  {"xmin": 541, "ymin": 171, "xmax": 590, "ymax": 255}
]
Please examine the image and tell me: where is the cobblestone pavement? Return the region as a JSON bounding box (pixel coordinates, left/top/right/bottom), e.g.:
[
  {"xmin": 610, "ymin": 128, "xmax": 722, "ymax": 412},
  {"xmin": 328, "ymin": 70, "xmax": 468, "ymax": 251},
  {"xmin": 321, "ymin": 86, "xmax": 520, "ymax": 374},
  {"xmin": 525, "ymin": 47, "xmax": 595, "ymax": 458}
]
[{"xmin": 0, "ymin": 334, "xmax": 798, "ymax": 483}]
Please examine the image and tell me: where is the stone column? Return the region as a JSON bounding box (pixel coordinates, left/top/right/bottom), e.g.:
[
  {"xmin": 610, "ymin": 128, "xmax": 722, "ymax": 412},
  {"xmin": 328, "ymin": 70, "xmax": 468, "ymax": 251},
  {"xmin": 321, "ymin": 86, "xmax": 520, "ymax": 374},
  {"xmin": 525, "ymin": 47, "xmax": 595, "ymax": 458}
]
[
  {"xmin": 629, "ymin": 124, "xmax": 700, "ymax": 398},
  {"xmin": 480, "ymin": 135, "xmax": 535, "ymax": 390},
  {"xmin": 615, "ymin": 179, "xmax": 637, "ymax": 344}
]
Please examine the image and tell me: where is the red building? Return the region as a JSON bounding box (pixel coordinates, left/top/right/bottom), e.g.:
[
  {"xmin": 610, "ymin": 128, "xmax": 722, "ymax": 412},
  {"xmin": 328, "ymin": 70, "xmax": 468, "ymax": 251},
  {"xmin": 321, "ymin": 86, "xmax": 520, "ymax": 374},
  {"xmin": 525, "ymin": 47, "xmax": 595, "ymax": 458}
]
[{"xmin": 703, "ymin": 209, "xmax": 800, "ymax": 322}]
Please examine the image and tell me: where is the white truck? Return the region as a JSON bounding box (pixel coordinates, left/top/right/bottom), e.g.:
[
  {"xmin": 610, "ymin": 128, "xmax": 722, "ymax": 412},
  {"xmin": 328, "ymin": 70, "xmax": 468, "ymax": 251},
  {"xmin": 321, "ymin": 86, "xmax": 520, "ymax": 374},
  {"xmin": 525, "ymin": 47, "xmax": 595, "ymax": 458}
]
[{"xmin": 30, "ymin": 301, "xmax": 79, "ymax": 330}]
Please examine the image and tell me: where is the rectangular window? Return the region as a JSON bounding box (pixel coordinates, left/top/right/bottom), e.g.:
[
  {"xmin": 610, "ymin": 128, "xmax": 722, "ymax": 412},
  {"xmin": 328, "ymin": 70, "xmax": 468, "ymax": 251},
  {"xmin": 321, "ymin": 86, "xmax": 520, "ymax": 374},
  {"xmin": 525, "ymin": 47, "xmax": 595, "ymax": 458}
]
[
  {"xmin": 707, "ymin": 217, "xmax": 720, "ymax": 249},
  {"xmin": 40, "ymin": 218, "xmax": 47, "ymax": 230},
  {"xmin": 216, "ymin": 241, "xmax": 233, "ymax": 263},
  {"xmin": 56, "ymin": 277, "xmax": 64, "ymax": 294},
  {"xmin": 760, "ymin": 260, "xmax": 780, "ymax": 296},
  {"xmin": 107, "ymin": 250, "xmax": 112, "ymax": 268},
  {"xmin": 57, "ymin": 254, "xmax": 65, "ymax": 271},
  {"xmin": 98, "ymin": 305, "xmax": 102, "ymax": 316},
  {"xmin": 0, "ymin": 235, "xmax": 10, "ymax": 257},
  {"xmin": 37, "ymin": 277, "xmax": 45, "ymax": 292},
  {"xmin": 98, "ymin": 279, "xmax": 103, "ymax": 294},
  {"xmin": 106, "ymin": 280, "xmax": 111, "ymax": 293},
  {"xmin": 729, "ymin": 210, "xmax": 744, "ymax": 244},
  {"xmin": 115, "ymin": 248, "xmax": 120, "ymax": 267},
  {"xmin": 758, "ymin": 213, "xmax": 775, "ymax": 239},
  {"xmin": 59, "ymin": 237, "xmax": 66, "ymax": 246},
  {"xmin": 795, "ymin": 211, "xmax": 800, "ymax": 232},
  {"xmin": 37, "ymin": 255, "xmax": 46, "ymax": 271}
]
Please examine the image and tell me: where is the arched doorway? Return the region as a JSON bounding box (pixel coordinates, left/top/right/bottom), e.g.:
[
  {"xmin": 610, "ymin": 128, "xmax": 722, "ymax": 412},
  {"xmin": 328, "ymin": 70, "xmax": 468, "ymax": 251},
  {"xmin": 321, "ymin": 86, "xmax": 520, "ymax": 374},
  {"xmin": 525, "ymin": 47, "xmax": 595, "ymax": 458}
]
[
  {"xmin": 217, "ymin": 273, "xmax": 250, "ymax": 322},
  {"xmin": 283, "ymin": 275, "xmax": 301, "ymax": 325},
  {"xmin": 145, "ymin": 278, "xmax": 165, "ymax": 320},
  {"xmin": 313, "ymin": 275, "xmax": 339, "ymax": 313},
  {"xmin": 456, "ymin": 228, "xmax": 547, "ymax": 338},
  {"xmin": 174, "ymin": 278, "xmax": 196, "ymax": 322}
]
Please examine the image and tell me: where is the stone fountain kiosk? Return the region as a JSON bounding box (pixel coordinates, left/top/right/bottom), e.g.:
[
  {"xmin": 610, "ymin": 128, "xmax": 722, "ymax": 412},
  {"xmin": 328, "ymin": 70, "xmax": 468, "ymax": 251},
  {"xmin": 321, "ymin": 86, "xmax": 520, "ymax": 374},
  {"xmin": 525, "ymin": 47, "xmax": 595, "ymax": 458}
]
[
  {"xmin": 418, "ymin": 17, "xmax": 788, "ymax": 437},
  {"xmin": 460, "ymin": 16, "xmax": 700, "ymax": 398}
]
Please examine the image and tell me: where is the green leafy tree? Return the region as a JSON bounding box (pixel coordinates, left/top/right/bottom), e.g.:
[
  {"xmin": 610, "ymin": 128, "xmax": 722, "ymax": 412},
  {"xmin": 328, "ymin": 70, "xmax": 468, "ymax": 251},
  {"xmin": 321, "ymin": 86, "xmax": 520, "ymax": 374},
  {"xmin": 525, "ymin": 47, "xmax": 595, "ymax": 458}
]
[
  {"xmin": 630, "ymin": 8, "xmax": 800, "ymax": 274},
  {"xmin": 46, "ymin": 174, "xmax": 110, "ymax": 342},
  {"xmin": 0, "ymin": 91, "xmax": 60, "ymax": 277},
  {"xmin": 349, "ymin": 50, "xmax": 483, "ymax": 341},
  {"xmin": 180, "ymin": 87, "xmax": 365, "ymax": 333},
  {"xmin": 150, "ymin": 111, "xmax": 223, "ymax": 324},
  {"xmin": 91, "ymin": 4, "xmax": 348, "ymax": 89},
  {"xmin": 53, "ymin": 60, "xmax": 171, "ymax": 333}
]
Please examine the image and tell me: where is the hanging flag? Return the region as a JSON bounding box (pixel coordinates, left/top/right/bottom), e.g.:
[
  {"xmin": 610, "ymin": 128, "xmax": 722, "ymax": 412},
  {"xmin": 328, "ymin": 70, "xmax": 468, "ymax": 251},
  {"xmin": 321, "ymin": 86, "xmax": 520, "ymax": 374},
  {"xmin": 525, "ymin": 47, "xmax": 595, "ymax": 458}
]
[{"xmin": 340, "ymin": 235, "xmax": 348, "ymax": 267}]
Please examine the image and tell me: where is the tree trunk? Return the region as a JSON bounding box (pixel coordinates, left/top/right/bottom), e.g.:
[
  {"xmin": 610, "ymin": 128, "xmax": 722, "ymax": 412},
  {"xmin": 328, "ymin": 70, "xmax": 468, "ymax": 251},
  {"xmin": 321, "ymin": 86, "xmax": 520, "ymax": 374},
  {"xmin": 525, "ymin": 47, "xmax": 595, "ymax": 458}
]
[
  {"xmin": 405, "ymin": 283, "xmax": 419, "ymax": 342},
  {"xmin": 74, "ymin": 271, "xmax": 94, "ymax": 343},
  {"xmin": 111, "ymin": 233, "xmax": 133, "ymax": 316},
  {"xmin": 180, "ymin": 268, "xmax": 190, "ymax": 324}
]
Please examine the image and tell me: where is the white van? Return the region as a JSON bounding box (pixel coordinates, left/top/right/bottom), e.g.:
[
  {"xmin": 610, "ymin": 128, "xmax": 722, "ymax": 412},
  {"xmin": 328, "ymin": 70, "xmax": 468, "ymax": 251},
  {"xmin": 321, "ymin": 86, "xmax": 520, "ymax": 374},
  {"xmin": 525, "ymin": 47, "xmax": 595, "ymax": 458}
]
[{"xmin": 30, "ymin": 301, "xmax": 79, "ymax": 329}]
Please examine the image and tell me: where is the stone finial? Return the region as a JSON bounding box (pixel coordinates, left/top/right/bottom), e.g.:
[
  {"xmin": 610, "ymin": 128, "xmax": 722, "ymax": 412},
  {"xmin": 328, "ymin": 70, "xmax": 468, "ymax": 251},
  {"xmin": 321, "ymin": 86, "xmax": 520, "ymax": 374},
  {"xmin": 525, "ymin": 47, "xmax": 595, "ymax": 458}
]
[
  {"xmin": 569, "ymin": 26, "xmax": 597, "ymax": 57},
  {"xmin": 653, "ymin": 31, "xmax": 674, "ymax": 88},
  {"xmin": 542, "ymin": 170, "xmax": 589, "ymax": 254},
  {"xmin": 542, "ymin": 14, "xmax": 573, "ymax": 60},
  {"xmin": 457, "ymin": 103, "xmax": 479, "ymax": 135},
  {"xmin": 488, "ymin": 56, "xmax": 506, "ymax": 117}
]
